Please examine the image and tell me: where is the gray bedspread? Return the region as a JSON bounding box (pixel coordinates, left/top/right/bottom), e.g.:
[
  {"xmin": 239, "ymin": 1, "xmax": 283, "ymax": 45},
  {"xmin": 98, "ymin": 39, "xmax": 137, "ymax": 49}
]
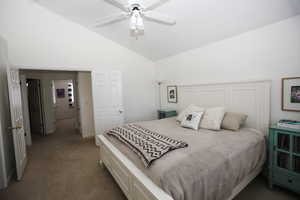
[{"xmin": 104, "ymin": 117, "xmax": 266, "ymax": 200}]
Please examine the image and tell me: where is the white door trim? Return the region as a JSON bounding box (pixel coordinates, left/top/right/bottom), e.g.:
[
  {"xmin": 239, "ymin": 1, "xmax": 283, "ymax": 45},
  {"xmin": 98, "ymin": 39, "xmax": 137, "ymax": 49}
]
[
  {"xmin": 0, "ymin": 36, "xmax": 8, "ymax": 189},
  {"xmin": 0, "ymin": 121, "xmax": 8, "ymax": 189},
  {"xmin": 20, "ymin": 75, "xmax": 32, "ymax": 146}
]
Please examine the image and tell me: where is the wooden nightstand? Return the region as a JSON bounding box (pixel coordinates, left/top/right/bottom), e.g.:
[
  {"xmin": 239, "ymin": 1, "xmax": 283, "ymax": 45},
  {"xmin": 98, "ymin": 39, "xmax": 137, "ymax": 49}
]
[
  {"xmin": 157, "ymin": 109, "xmax": 177, "ymax": 119},
  {"xmin": 268, "ymin": 125, "xmax": 300, "ymax": 194}
]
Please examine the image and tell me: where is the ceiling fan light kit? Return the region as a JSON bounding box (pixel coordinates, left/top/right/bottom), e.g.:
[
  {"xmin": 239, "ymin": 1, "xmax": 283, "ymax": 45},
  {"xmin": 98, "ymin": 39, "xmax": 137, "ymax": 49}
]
[
  {"xmin": 130, "ymin": 9, "xmax": 144, "ymax": 37},
  {"xmin": 95, "ymin": 0, "xmax": 176, "ymax": 38}
]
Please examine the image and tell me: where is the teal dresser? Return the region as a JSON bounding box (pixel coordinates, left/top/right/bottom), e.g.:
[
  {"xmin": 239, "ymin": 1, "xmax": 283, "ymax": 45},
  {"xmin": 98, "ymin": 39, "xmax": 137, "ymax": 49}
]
[
  {"xmin": 268, "ymin": 125, "xmax": 300, "ymax": 194},
  {"xmin": 158, "ymin": 109, "xmax": 177, "ymax": 119}
]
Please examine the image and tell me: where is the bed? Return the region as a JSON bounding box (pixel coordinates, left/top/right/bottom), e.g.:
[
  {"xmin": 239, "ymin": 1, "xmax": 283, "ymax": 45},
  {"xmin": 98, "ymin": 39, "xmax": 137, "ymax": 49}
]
[{"xmin": 98, "ymin": 80, "xmax": 271, "ymax": 200}]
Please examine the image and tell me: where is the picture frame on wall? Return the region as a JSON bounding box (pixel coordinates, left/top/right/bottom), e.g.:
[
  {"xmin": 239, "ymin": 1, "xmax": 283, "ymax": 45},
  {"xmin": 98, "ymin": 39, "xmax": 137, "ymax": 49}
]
[
  {"xmin": 167, "ymin": 85, "xmax": 178, "ymax": 103},
  {"xmin": 282, "ymin": 77, "xmax": 300, "ymax": 112},
  {"xmin": 56, "ymin": 88, "xmax": 65, "ymax": 98}
]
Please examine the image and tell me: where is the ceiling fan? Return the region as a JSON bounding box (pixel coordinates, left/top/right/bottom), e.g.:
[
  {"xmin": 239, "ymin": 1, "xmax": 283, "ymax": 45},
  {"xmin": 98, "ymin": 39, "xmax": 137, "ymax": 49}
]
[{"xmin": 94, "ymin": 0, "xmax": 176, "ymax": 38}]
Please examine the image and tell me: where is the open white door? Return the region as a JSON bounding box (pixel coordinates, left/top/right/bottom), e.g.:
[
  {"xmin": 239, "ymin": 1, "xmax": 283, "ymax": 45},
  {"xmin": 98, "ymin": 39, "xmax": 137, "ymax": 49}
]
[
  {"xmin": 92, "ymin": 71, "xmax": 124, "ymax": 145},
  {"xmin": 7, "ymin": 67, "xmax": 27, "ymax": 180},
  {"xmin": 20, "ymin": 75, "xmax": 32, "ymax": 146}
]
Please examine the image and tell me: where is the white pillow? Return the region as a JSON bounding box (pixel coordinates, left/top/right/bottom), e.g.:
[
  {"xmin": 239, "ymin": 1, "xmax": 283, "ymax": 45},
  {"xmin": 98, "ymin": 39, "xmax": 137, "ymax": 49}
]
[
  {"xmin": 181, "ymin": 111, "xmax": 204, "ymax": 130},
  {"xmin": 199, "ymin": 107, "xmax": 225, "ymax": 131},
  {"xmin": 176, "ymin": 104, "xmax": 205, "ymax": 122}
]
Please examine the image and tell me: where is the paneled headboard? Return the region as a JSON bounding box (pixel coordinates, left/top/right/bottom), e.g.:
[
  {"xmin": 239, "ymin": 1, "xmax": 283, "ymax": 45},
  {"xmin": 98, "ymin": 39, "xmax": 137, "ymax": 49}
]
[{"xmin": 161, "ymin": 80, "xmax": 271, "ymax": 135}]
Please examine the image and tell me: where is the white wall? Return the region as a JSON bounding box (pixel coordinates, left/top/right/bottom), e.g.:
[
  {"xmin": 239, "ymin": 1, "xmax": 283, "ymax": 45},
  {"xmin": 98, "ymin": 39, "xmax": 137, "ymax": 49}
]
[
  {"xmin": 78, "ymin": 72, "xmax": 95, "ymax": 138},
  {"xmin": 42, "ymin": 79, "xmax": 56, "ymax": 134},
  {"xmin": 0, "ymin": 35, "xmax": 14, "ymax": 189},
  {"xmin": 156, "ymin": 15, "xmax": 300, "ymax": 123},
  {"xmin": 54, "ymin": 80, "xmax": 77, "ymax": 120},
  {"xmin": 0, "ymin": 0, "xmax": 157, "ymax": 124},
  {"xmin": 0, "ymin": 0, "xmax": 157, "ymax": 182}
]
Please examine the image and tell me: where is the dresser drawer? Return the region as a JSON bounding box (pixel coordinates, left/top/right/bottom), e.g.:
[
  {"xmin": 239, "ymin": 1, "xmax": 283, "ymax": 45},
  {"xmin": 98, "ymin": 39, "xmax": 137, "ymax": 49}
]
[
  {"xmin": 165, "ymin": 111, "xmax": 177, "ymax": 117},
  {"xmin": 273, "ymin": 169, "xmax": 300, "ymax": 193},
  {"xmin": 158, "ymin": 110, "xmax": 177, "ymax": 119}
]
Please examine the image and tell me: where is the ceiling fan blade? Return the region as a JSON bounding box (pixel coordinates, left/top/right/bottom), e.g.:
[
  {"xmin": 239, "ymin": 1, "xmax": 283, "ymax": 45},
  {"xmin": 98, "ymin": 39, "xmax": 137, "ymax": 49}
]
[
  {"xmin": 143, "ymin": 11, "xmax": 176, "ymax": 25},
  {"xmin": 94, "ymin": 12, "xmax": 129, "ymax": 27},
  {"xmin": 143, "ymin": 0, "xmax": 170, "ymax": 11},
  {"xmin": 104, "ymin": 0, "xmax": 128, "ymax": 11}
]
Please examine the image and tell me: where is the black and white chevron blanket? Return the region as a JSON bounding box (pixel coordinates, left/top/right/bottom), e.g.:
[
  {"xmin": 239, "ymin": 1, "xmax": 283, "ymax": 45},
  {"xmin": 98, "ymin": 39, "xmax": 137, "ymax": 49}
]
[{"xmin": 106, "ymin": 124, "xmax": 188, "ymax": 168}]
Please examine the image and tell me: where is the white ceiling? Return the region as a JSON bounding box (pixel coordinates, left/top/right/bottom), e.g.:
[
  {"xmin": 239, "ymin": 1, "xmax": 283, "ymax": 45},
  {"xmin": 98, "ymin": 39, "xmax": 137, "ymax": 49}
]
[{"xmin": 36, "ymin": 0, "xmax": 300, "ymax": 61}]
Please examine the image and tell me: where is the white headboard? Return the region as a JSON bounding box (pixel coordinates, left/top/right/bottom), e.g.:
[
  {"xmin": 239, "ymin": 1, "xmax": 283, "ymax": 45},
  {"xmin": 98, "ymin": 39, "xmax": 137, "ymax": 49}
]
[{"xmin": 161, "ymin": 80, "xmax": 271, "ymax": 135}]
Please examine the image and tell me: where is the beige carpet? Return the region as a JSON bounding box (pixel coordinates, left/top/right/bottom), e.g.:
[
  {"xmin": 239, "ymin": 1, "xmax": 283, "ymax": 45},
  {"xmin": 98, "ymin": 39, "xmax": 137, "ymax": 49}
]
[{"xmin": 0, "ymin": 119, "xmax": 298, "ymax": 200}]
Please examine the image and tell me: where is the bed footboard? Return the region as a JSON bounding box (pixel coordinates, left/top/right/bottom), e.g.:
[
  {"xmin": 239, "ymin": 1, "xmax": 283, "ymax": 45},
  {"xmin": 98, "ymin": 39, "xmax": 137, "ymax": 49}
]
[
  {"xmin": 98, "ymin": 135, "xmax": 262, "ymax": 200},
  {"xmin": 98, "ymin": 135, "xmax": 174, "ymax": 200}
]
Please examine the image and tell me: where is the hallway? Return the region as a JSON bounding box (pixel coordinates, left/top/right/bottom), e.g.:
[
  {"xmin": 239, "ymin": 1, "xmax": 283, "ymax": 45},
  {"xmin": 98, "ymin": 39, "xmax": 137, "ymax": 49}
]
[{"xmin": 0, "ymin": 119, "xmax": 126, "ymax": 200}]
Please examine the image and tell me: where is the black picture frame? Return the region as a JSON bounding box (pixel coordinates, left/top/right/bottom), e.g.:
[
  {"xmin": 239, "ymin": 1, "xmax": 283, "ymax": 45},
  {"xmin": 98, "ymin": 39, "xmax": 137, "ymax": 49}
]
[
  {"xmin": 167, "ymin": 86, "xmax": 178, "ymax": 103},
  {"xmin": 56, "ymin": 88, "xmax": 65, "ymax": 98}
]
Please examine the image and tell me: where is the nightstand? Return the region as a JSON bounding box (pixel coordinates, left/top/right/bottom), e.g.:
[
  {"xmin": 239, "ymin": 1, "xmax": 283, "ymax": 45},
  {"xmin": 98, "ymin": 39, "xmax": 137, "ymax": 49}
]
[
  {"xmin": 268, "ymin": 125, "xmax": 300, "ymax": 194},
  {"xmin": 157, "ymin": 109, "xmax": 177, "ymax": 119}
]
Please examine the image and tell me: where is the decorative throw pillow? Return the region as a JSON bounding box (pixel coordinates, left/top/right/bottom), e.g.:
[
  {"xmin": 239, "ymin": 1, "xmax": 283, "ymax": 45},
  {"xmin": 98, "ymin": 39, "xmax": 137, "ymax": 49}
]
[
  {"xmin": 221, "ymin": 112, "xmax": 248, "ymax": 131},
  {"xmin": 181, "ymin": 111, "xmax": 204, "ymax": 130},
  {"xmin": 199, "ymin": 107, "xmax": 225, "ymax": 131},
  {"xmin": 176, "ymin": 104, "xmax": 205, "ymax": 122}
]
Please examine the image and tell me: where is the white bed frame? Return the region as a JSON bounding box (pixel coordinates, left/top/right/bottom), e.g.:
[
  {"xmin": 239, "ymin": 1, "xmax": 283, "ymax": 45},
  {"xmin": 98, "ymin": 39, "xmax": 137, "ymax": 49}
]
[{"xmin": 98, "ymin": 80, "xmax": 271, "ymax": 200}]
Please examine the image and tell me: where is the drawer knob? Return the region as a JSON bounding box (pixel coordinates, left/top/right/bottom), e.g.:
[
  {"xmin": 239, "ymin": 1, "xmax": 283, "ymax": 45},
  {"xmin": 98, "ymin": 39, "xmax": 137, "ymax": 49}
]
[{"xmin": 288, "ymin": 179, "xmax": 293, "ymax": 183}]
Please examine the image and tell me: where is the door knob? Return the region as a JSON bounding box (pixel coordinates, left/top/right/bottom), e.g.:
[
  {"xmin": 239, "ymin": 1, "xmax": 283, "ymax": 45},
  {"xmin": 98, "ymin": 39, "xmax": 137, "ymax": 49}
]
[{"xmin": 119, "ymin": 110, "xmax": 123, "ymax": 114}]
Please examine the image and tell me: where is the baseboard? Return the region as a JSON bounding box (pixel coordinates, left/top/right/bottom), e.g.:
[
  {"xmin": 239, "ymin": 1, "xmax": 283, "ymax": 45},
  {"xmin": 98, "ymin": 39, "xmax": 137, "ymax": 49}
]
[
  {"xmin": 82, "ymin": 135, "xmax": 94, "ymax": 139},
  {"xmin": 6, "ymin": 167, "xmax": 15, "ymax": 185},
  {"xmin": 82, "ymin": 132, "xmax": 95, "ymax": 138},
  {"xmin": 47, "ymin": 129, "xmax": 56, "ymax": 135}
]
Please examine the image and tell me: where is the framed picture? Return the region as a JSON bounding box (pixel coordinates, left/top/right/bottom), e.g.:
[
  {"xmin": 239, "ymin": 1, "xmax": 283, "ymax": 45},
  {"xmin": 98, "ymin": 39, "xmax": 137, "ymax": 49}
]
[
  {"xmin": 167, "ymin": 86, "xmax": 178, "ymax": 103},
  {"xmin": 56, "ymin": 88, "xmax": 65, "ymax": 98},
  {"xmin": 282, "ymin": 77, "xmax": 300, "ymax": 112}
]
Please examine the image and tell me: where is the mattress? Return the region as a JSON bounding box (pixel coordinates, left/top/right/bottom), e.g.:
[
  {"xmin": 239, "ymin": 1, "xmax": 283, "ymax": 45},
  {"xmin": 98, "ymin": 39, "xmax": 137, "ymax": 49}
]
[{"xmin": 104, "ymin": 117, "xmax": 266, "ymax": 200}]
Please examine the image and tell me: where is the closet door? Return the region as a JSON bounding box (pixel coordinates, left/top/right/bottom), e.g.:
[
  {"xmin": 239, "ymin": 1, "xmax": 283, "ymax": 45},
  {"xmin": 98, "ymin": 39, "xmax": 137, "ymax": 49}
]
[{"xmin": 92, "ymin": 70, "xmax": 124, "ymax": 145}]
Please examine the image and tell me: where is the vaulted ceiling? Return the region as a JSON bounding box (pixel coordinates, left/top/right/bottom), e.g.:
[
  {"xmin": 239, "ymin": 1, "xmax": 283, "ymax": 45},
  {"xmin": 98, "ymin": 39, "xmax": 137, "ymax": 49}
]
[{"xmin": 36, "ymin": 0, "xmax": 300, "ymax": 61}]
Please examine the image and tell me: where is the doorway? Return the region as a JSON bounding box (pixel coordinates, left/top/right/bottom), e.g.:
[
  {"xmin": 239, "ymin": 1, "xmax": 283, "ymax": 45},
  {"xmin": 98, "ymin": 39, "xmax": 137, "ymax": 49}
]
[
  {"xmin": 53, "ymin": 79, "xmax": 78, "ymax": 129},
  {"xmin": 19, "ymin": 70, "xmax": 95, "ymax": 145},
  {"xmin": 27, "ymin": 79, "xmax": 45, "ymax": 137}
]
